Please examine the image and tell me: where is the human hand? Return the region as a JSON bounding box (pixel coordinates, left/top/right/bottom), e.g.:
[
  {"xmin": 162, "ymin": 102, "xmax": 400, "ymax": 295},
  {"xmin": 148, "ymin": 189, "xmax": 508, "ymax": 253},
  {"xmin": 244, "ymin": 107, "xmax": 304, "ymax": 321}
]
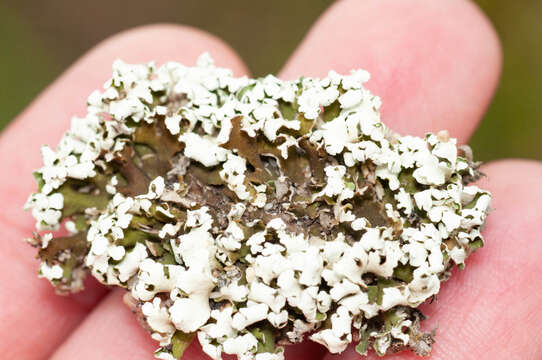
[{"xmin": 1, "ymin": 0, "xmax": 540, "ymax": 359}]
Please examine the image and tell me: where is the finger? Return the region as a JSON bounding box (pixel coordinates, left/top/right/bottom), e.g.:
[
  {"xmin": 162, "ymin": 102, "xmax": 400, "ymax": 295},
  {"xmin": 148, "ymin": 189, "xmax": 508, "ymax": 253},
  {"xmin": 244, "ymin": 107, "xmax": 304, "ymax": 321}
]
[
  {"xmin": 279, "ymin": 0, "xmax": 502, "ymax": 143},
  {"xmin": 0, "ymin": 24, "xmax": 248, "ymax": 231},
  {"xmin": 0, "ymin": 24, "xmax": 248, "ymax": 359},
  {"xmin": 325, "ymin": 160, "xmax": 542, "ymax": 359},
  {"xmin": 50, "ymin": 290, "xmax": 161, "ymax": 360}
]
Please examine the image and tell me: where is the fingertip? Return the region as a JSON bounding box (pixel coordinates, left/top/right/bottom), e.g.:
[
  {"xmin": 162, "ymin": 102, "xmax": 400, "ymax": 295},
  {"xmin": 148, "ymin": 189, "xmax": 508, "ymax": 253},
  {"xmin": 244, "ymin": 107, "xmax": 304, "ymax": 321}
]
[
  {"xmin": 0, "ymin": 24, "xmax": 248, "ymax": 360},
  {"xmin": 51, "ymin": 289, "xmax": 157, "ymax": 360},
  {"xmin": 419, "ymin": 159, "xmax": 542, "ymax": 359},
  {"xmin": 476, "ymin": 159, "xmax": 542, "ymax": 225},
  {"xmin": 280, "ymin": 0, "xmax": 502, "ymax": 142},
  {"xmin": 82, "ymin": 23, "xmax": 249, "ymax": 77},
  {"xmin": 52, "ymin": 289, "xmax": 214, "ymax": 360},
  {"xmin": 2, "ymin": 22, "xmax": 249, "ymax": 146},
  {"xmin": 0, "ymin": 23, "xmax": 248, "ymax": 230}
]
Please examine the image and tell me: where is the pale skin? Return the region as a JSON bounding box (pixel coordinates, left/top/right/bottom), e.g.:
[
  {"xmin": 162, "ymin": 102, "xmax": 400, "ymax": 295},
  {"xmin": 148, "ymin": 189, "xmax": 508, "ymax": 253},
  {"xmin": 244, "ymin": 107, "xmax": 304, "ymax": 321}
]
[{"xmin": 0, "ymin": 0, "xmax": 540, "ymax": 359}]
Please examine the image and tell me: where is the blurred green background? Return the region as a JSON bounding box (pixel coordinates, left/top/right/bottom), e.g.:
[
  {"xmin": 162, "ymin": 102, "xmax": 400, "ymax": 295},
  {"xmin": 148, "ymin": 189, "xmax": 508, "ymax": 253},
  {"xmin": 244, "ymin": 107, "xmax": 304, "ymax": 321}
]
[{"xmin": 1, "ymin": 0, "xmax": 541, "ymax": 161}]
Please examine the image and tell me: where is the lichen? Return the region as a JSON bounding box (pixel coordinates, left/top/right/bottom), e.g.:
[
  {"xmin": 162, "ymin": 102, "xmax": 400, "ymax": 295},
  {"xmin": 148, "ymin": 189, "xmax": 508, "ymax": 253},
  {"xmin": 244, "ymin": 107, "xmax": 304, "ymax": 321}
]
[{"xmin": 25, "ymin": 53, "xmax": 491, "ymax": 360}]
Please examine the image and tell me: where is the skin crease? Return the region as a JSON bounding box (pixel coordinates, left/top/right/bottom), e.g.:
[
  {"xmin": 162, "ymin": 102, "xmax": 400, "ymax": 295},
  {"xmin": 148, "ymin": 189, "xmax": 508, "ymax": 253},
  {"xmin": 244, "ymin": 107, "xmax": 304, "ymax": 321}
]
[{"xmin": 1, "ymin": 0, "xmax": 540, "ymax": 359}]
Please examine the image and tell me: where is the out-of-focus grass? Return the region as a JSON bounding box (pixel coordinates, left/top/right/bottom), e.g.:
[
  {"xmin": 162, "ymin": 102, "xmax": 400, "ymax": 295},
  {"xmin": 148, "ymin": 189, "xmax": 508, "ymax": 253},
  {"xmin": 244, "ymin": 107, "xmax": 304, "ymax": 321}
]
[
  {"xmin": 471, "ymin": 0, "xmax": 542, "ymax": 161},
  {"xmin": 0, "ymin": 3, "xmax": 60, "ymax": 129},
  {"xmin": 1, "ymin": 0, "xmax": 540, "ymax": 161}
]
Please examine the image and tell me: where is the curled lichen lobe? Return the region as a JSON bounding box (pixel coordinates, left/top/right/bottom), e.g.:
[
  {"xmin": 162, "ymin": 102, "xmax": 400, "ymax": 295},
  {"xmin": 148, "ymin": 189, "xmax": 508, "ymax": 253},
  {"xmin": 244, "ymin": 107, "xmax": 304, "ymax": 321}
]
[{"xmin": 25, "ymin": 53, "xmax": 490, "ymax": 360}]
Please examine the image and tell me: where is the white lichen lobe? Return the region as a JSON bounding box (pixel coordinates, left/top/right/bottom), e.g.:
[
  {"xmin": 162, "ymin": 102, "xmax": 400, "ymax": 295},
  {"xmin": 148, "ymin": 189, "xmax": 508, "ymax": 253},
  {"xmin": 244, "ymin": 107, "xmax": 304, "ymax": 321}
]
[{"xmin": 25, "ymin": 54, "xmax": 491, "ymax": 360}]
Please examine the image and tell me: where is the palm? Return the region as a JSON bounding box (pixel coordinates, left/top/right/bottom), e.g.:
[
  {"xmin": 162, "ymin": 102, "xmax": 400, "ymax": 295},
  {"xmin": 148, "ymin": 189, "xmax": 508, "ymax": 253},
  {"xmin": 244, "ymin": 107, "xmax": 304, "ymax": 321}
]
[{"xmin": 1, "ymin": 1, "xmax": 541, "ymax": 359}]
